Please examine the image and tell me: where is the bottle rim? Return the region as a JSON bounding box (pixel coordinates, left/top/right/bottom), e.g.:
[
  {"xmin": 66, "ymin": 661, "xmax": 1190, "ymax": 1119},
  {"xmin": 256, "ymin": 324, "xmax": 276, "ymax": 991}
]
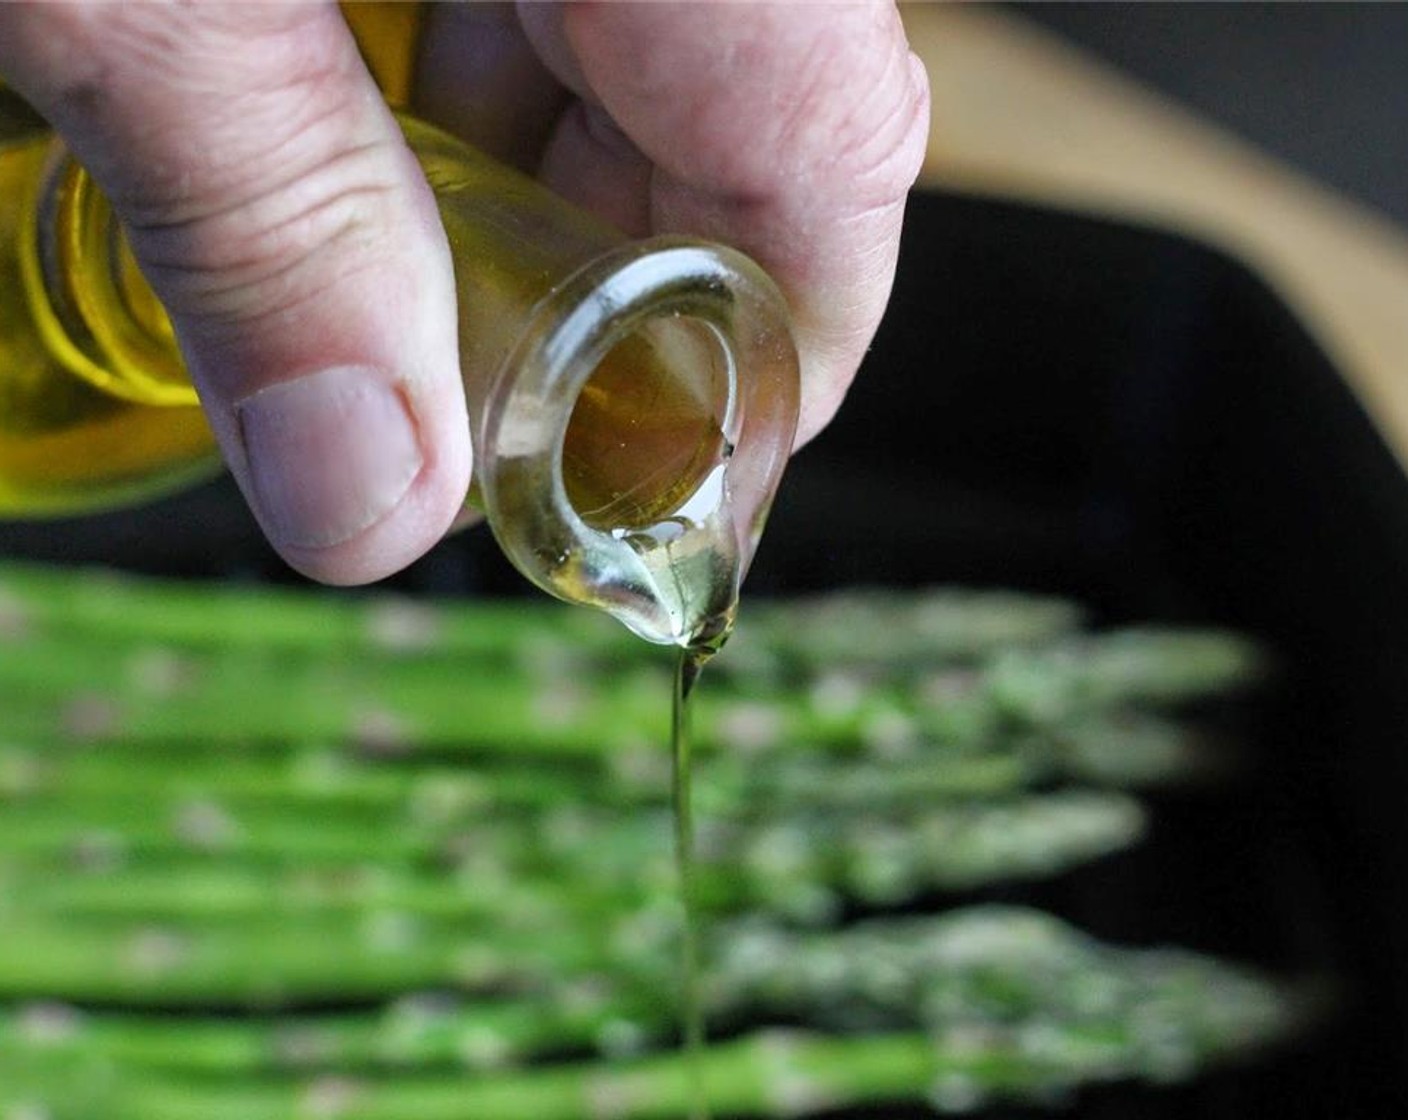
[{"xmin": 477, "ymin": 236, "xmax": 799, "ymax": 647}]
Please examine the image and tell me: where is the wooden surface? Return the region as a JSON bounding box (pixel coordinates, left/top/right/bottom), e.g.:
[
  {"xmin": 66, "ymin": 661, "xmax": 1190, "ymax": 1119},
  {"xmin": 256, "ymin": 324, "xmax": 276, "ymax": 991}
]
[{"xmin": 904, "ymin": 4, "xmax": 1408, "ymax": 467}]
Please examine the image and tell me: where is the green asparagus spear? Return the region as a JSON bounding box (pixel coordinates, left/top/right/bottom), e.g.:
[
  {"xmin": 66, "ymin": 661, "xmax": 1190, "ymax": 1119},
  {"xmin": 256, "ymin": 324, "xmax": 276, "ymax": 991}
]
[
  {"xmin": 0, "ymin": 562, "xmax": 1263, "ymax": 719},
  {"xmin": 0, "ymin": 909, "xmax": 1316, "ymax": 1114},
  {"xmin": 0, "ymin": 562, "xmax": 1083, "ymax": 671},
  {"xmin": 0, "ymin": 560, "xmax": 617, "ymax": 660},
  {"xmin": 0, "ymin": 1031, "xmax": 991, "ymax": 1120},
  {"xmin": 0, "ymin": 792, "xmax": 1146, "ymax": 1000},
  {"xmin": 0, "ymin": 638, "xmax": 1253, "ymax": 788}
]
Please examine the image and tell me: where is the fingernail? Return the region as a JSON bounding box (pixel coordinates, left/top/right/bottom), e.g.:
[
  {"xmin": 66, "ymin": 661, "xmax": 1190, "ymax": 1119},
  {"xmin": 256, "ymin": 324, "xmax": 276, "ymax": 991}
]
[{"xmin": 236, "ymin": 366, "xmax": 423, "ymax": 550}]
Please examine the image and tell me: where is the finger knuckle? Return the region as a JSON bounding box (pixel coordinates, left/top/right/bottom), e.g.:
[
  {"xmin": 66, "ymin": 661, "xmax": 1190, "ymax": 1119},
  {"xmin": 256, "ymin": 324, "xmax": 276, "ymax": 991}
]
[
  {"xmin": 794, "ymin": 17, "xmax": 931, "ymax": 210},
  {"xmin": 128, "ymin": 141, "xmax": 403, "ymax": 328}
]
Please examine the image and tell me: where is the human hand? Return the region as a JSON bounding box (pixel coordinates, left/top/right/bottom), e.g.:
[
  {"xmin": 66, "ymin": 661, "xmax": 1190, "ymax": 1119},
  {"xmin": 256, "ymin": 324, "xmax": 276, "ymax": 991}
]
[{"xmin": 0, "ymin": 2, "xmax": 929, "ymax": 586}]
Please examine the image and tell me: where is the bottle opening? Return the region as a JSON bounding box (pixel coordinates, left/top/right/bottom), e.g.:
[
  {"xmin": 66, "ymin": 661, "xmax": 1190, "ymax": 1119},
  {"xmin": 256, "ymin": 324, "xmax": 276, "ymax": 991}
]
[
  {"xmin": 562, "ymin": 315, "xmax": 733, "ymax": 532},
  {"xmin": 478, "ymin": 238, "xmax": 798, "ymax": 647}
]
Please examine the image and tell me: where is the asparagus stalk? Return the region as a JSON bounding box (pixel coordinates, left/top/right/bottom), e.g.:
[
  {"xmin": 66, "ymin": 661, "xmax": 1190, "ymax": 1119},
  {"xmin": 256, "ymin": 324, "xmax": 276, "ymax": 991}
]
[
  {"xmin": 0, "ymin": 561, "xmax": 1083, "ymax": 671},
  {"xmin": 718, "ymin": 585, "xmax": 1084, "ymax": 677},
  {"xmin": 1050, "ymin": 711, "xmax": 1239, "ymax": 786},
  {"xmin": 0, "ymin": 792, "xmax": 1145, "ymax": 992},
  {"xmin": 0, "ymin": 560, "xmax": 619, "ymax": 660},
  {"xmin": 0, "ymin": 909, "xmax": 1315, "ymax": 1113},
  {"xmin": 0, "ymin": 908, "xmax": 623, "ymax": 1004},
  {"xmin": 0, "ymin": 637, "xmax": 904, "ymax": 756},
  {"xmin": 982, "ymin": 628, "xmax": 1269, "ymax": 721},
  {"xmin": 0, "ymin": 638, "xmax": 677, "ymax": 754},
  {"xmin": 0, "ymin": 557, "xmax": 1265, "ymax": 801},
  {"xmin": 0, "ymin": 992, "xmax": 661, "ymax": 1076},
  {"xmin": 0, "ymin": 1031, "xmax": 989, "ymax": 1120},
  {"xmin": 0, "ymin": 737, "xmax": 1027, "ymax": 815},
  {"xmin": 0, "ymin": 561, "xmax": 1263, "ymax": 721},
  {"xmin": 0, "ymin": 856, "xmax": 625, "ymax": 923},
  {"xmin": 0, "ymin": 639, "xmax": 1251, "ymax": 789},
  {"xmin": 710, "ymin": 906, "xmax": 1308, "ymax": 1042},
  {"xmin": 17, "ymin": 790, "xmax": 1140, "ymax": 917},
  {"xmin": 0, "ymin": 1029, "xmax": 1219, "ymax": 1120}
]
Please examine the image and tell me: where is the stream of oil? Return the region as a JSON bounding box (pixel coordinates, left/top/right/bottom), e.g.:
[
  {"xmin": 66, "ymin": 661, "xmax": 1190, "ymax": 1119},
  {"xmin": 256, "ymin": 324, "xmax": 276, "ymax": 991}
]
[{"xmin": 673, "ymin": 646, "xmax": 711, "ymax": 1120}]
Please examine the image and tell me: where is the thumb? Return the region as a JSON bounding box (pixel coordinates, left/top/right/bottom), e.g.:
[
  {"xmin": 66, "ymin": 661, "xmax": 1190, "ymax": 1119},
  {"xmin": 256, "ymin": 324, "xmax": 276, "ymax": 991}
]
[{"xmin": 0, "ymin": 2, "xmax": 469, "ymax": 585}]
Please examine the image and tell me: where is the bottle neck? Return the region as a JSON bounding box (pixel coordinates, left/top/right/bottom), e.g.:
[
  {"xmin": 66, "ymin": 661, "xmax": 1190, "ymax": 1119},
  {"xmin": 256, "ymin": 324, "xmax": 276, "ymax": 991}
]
[
  {"xmin": 404, "ymin": 114, "xmax": 802, "ymax": 648},
  {"xmin": 22, "ymin": 142, "xmax": 194, "ymax": 407}
]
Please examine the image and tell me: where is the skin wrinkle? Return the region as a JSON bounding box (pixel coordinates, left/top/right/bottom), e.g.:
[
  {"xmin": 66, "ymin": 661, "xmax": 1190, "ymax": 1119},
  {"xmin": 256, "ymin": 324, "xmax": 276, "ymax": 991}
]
[
  {"xmin": 649, "ymin": 172, "xmax": 904, "ymax": 313},
  {"xmin": 754, "ymin": 20, "xmax": 855, "ymax": 188},
  {"xmin": 126, "ymin": 139, "xmax": 401, "ymax": 263},
  {"xmin": 735, "ymin": 24, "xmax": 925, "ymax": 216},
  {"xmin": 109, "ymin": 79, "xmax": 382, "ymax": 225},
  {"xmin": 828, "ymin": 53, "xmax": 932, "ymax": 206},
  {"xmin": 121, "ymin": 121, "xmax": 412, "ymax": 327},
  {"xmin": 110, "ymin": 57, "xmax": 417, "ymax": 328},
  {"xmin": 27, "ymin": 7, "xmax": 373, "ymax": 228},
  {"xmin": 80, "ymin": 3, "xmax": 329, "ymax": 105},
  {"xmin": 138, "ymin": 192, "xmax": 401, "ymax": 327},
  {"xmin": 189, "ymin": 264, "xmax": 437, "ymax": 487},
  {"xmin": 562, "ymin": 4, "xmax": 916, "ymax": 205},
  {"xmin": 590, "ymin": 24, "xmax": 792, "ymax": 194}
]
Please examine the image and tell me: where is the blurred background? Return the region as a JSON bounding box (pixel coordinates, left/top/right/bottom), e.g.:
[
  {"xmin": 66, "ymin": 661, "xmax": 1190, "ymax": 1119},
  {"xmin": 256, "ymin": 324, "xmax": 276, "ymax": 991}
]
[{"xmin": 1021, "ymin": 4, "xmax": 1408, "ymax": 226}]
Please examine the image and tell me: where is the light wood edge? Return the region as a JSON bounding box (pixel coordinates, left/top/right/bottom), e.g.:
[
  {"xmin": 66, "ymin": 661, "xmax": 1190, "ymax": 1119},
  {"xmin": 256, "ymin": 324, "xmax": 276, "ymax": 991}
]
[{"xmin": 904, "ymin": 4, "xmax": 1408, "ymax": 467}]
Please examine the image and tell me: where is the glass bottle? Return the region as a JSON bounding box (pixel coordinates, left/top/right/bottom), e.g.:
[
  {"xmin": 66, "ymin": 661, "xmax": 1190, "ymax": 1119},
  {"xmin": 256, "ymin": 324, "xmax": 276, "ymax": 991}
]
[{"xmin": 0, "ymin": 93, "xmax": 799, "ymax": 649}]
